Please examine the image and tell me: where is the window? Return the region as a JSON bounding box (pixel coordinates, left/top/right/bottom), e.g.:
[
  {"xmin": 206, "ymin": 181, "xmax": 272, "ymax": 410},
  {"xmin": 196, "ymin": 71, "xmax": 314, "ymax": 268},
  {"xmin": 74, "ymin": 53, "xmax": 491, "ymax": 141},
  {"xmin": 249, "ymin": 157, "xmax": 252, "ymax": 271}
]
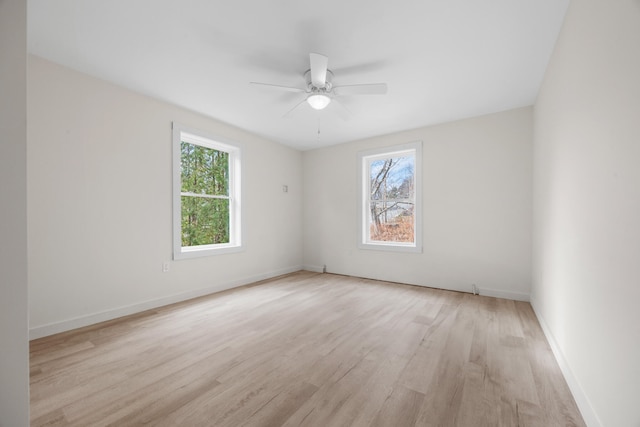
[
  {"xmin": 172, "ymin": 123, "xmax": 242, "ymax": 259},
  {"xmin": 358, "ymin": 141, "xmax": 422, "ymax": 252}
]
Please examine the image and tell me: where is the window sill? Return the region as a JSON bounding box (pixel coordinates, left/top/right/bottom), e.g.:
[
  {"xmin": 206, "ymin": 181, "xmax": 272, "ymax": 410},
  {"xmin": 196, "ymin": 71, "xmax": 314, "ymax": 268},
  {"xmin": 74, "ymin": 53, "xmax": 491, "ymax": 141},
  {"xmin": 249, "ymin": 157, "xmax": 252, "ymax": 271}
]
[
  {"xmin": 358, "ymin": 242, "xmax": 423, "ymax": 253},
  {"xmin": 173, "ymin": 244, "xmax": 243, "ymax": 260}
]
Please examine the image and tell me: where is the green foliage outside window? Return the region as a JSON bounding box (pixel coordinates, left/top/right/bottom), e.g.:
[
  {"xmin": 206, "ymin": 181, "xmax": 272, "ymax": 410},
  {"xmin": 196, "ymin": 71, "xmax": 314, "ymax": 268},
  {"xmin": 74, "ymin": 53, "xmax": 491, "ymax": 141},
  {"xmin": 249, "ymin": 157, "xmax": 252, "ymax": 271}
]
[{"xmin": 181, "ymin": 142, "xmax": 230, "ymax": 246}]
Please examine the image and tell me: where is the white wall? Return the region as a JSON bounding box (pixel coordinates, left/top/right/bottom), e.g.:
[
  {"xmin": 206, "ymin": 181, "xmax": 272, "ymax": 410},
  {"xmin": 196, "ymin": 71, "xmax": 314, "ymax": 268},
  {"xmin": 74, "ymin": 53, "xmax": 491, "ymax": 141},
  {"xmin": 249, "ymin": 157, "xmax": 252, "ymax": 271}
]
[
  {"xmin": 532, "ymin": 1, "xmax": 640, "ymax": 426},
  {"xmin": 28, "ymin": 56, "xmax": 303, "ymax": 337},
  {"xmin": 0, "ymin": 0, "xmax": 29, "ymax": 425},
  {"xmin": 303, "ymin": 107, "xmax": 532, "ymax": 300}
]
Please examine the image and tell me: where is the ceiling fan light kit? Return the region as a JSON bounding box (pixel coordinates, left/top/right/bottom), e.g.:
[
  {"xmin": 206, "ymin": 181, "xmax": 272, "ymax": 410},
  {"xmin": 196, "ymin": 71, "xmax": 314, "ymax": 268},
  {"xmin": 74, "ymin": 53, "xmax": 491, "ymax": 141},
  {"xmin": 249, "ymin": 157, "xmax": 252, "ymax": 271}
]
[{"xmin": 307, "ymin": 93, "xmax": 331, "ymax": 110}]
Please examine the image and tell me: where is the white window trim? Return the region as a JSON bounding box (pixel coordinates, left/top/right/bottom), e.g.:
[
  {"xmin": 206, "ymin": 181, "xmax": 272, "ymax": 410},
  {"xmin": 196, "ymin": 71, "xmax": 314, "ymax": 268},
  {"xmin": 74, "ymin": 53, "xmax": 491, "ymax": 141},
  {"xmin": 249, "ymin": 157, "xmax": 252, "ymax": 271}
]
[
  {"xmin": 357, "ymin": 141, "xmax": 423, "ymax": 253},
  {"xmin": 172, "ymin": 122, "xmax": 243, "ymax": 260}
]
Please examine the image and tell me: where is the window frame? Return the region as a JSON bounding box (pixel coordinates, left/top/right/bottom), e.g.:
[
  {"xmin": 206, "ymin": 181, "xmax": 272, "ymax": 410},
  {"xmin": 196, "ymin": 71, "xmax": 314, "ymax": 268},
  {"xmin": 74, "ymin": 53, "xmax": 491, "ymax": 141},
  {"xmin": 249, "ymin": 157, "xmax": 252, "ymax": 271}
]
[
  {"xmin": 172, "ymin": 122, "xmax": 243, "ymax": 260},
  {"xmin": 357, "ymin": 141, "xmax": 423, "ymax": 253}
]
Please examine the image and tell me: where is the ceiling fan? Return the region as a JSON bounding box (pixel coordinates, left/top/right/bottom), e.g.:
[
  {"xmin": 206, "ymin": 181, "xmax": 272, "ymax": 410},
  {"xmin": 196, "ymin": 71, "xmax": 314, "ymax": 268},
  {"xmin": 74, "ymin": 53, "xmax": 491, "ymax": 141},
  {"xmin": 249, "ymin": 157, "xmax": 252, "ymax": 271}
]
[{"xmin": 250, "ymin": 53, "xmax": 387, "ymax": 116}]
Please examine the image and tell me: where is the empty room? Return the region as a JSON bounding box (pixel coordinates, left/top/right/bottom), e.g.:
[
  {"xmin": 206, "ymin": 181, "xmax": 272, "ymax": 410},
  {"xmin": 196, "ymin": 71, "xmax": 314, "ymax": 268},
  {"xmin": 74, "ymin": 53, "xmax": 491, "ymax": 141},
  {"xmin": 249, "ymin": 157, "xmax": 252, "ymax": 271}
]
[{"xmin": 1, "ymin": 0, "xmax": 639, "ymax": 426}]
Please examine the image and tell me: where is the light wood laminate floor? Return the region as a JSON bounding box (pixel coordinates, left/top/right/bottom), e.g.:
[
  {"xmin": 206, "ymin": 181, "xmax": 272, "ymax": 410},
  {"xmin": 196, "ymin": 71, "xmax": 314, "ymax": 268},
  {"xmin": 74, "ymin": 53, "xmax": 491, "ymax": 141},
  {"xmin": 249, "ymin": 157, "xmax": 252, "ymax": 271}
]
[{"xmin": 30, "ymin": 271, "xmax": 585, "ymax": 426}]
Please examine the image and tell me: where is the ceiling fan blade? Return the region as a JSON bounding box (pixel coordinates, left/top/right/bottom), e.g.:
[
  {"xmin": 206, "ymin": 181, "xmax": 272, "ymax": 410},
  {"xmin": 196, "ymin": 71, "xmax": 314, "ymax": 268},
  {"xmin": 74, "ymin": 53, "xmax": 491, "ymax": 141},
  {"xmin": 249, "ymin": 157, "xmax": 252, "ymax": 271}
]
[
  {"xmin": 250, "ymin": 82, "xmax": 306, "ymax": 93},
  {"xmin": 309, "ymin": 53, "xmax": 328, "ymax": 88},
  {"xmin": 332, "ymin": 60, "xmax": 388, "ymax": 76},
  {"xmin": 282, "ymin": 98, "xmax": 309, "ymax": 118},
  {"xmin": 330, "ymin": 98, "xmax": 352, "ymax": 121},
  {"xmin": 333, "ymin": 83, "xmax": 388, "ymax": 96}
]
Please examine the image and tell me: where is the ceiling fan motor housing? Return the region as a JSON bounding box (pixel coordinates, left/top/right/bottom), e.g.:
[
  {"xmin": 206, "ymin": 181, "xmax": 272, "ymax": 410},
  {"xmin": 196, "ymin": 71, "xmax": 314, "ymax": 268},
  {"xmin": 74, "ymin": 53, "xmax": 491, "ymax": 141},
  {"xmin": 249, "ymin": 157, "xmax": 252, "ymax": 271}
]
[{"xmin": 304, "ymin": 69, "xmax": 333, "ymax": 92}]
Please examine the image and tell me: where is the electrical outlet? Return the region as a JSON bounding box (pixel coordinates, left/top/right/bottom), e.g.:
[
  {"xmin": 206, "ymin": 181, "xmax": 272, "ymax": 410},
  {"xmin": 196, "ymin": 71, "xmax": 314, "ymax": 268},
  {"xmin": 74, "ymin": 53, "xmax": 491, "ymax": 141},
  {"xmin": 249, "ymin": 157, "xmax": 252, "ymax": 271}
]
[
  {"xmin": 162, "ymin": 262, "xmax": 170, "ymax": 273},
  {"xmin": 282, "ymin": 185, "xmax": 288, "ymax": 193}
]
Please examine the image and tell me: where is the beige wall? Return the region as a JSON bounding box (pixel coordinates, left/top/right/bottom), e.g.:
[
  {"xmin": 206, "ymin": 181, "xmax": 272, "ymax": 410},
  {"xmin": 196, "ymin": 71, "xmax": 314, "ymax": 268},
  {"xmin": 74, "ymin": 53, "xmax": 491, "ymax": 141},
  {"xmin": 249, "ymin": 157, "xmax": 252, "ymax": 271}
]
[
  {"xmin": 0, "ymin": 0, "xmax": 29, "ymax": 425},
  {"xmin": 28, "ymin": 56, "xmax": 303, "ymax": 336},
  {"xmin": 303, "ymin": 107, "xmax": 533, "ymax": 300},
  {"xmin": 28, "ymin": 5, "xmax": 640, "ymax": 425},
  {"xmin": 532, "ymin": 1, "xmax": 640, "ymax": 426}
]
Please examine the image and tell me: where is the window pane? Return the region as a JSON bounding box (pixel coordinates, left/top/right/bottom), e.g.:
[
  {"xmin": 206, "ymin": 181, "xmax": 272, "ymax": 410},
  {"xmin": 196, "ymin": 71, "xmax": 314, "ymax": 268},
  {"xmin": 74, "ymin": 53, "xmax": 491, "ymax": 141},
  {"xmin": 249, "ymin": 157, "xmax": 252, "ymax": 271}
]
[
  {"xmin": 181, "ymin": 142, "xmax": 229, "ymax": 196},
  {"xmin": 370, "ymin": 155, "xmax": 414, "ymax": 201},
  {"xmin": 369, "ymin": 201, "xmax": 414, "ymax": 243},
  {"xmin": 358, "ymin": 142, "xmax": 421, "ymax": 252},
  {"xmin": 181, "ymin": 196, "xmax": 230, "ymax": 246}
]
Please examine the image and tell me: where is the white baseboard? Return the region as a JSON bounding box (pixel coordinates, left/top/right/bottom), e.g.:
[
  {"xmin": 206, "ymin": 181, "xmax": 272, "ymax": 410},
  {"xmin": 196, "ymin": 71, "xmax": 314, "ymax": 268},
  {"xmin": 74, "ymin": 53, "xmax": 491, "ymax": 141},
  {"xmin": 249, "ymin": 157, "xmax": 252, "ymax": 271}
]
[
  {"xmin": 311, "ymin": 269, "xmax": 530, "ymax": 302},
  {"xmin": 530, "ymin": 297, "xmax": 603, "ymax": 427},
  {"xmin": 478, "ymin": 286, "xmax": 530, "ymax": 302},
  {"xmin": 434, "ymin": 284, "xmax": 529, "ymax": 301},
  {"xmin": 409, "ymin": 282, "xmax": 530, "ymax": 302},
  {"xmin": 302, "ymin": 264, "xmax": 325, "ymax": 273},
  {"xmin": 29, "ymin": 265, "xmax": 303, "ymax": 340},
  {"xmin": 379, "ymin": 278, "xmax": 530, "ymax": 302}
]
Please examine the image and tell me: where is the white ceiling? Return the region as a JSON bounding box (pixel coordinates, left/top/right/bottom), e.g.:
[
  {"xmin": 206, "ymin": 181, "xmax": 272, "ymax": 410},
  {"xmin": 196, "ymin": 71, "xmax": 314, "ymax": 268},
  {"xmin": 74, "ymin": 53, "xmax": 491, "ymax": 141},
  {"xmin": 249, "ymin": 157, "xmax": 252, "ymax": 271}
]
[{"xmin": 28, "ymin": 0, "xmax": 569, "ymax": 151}]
